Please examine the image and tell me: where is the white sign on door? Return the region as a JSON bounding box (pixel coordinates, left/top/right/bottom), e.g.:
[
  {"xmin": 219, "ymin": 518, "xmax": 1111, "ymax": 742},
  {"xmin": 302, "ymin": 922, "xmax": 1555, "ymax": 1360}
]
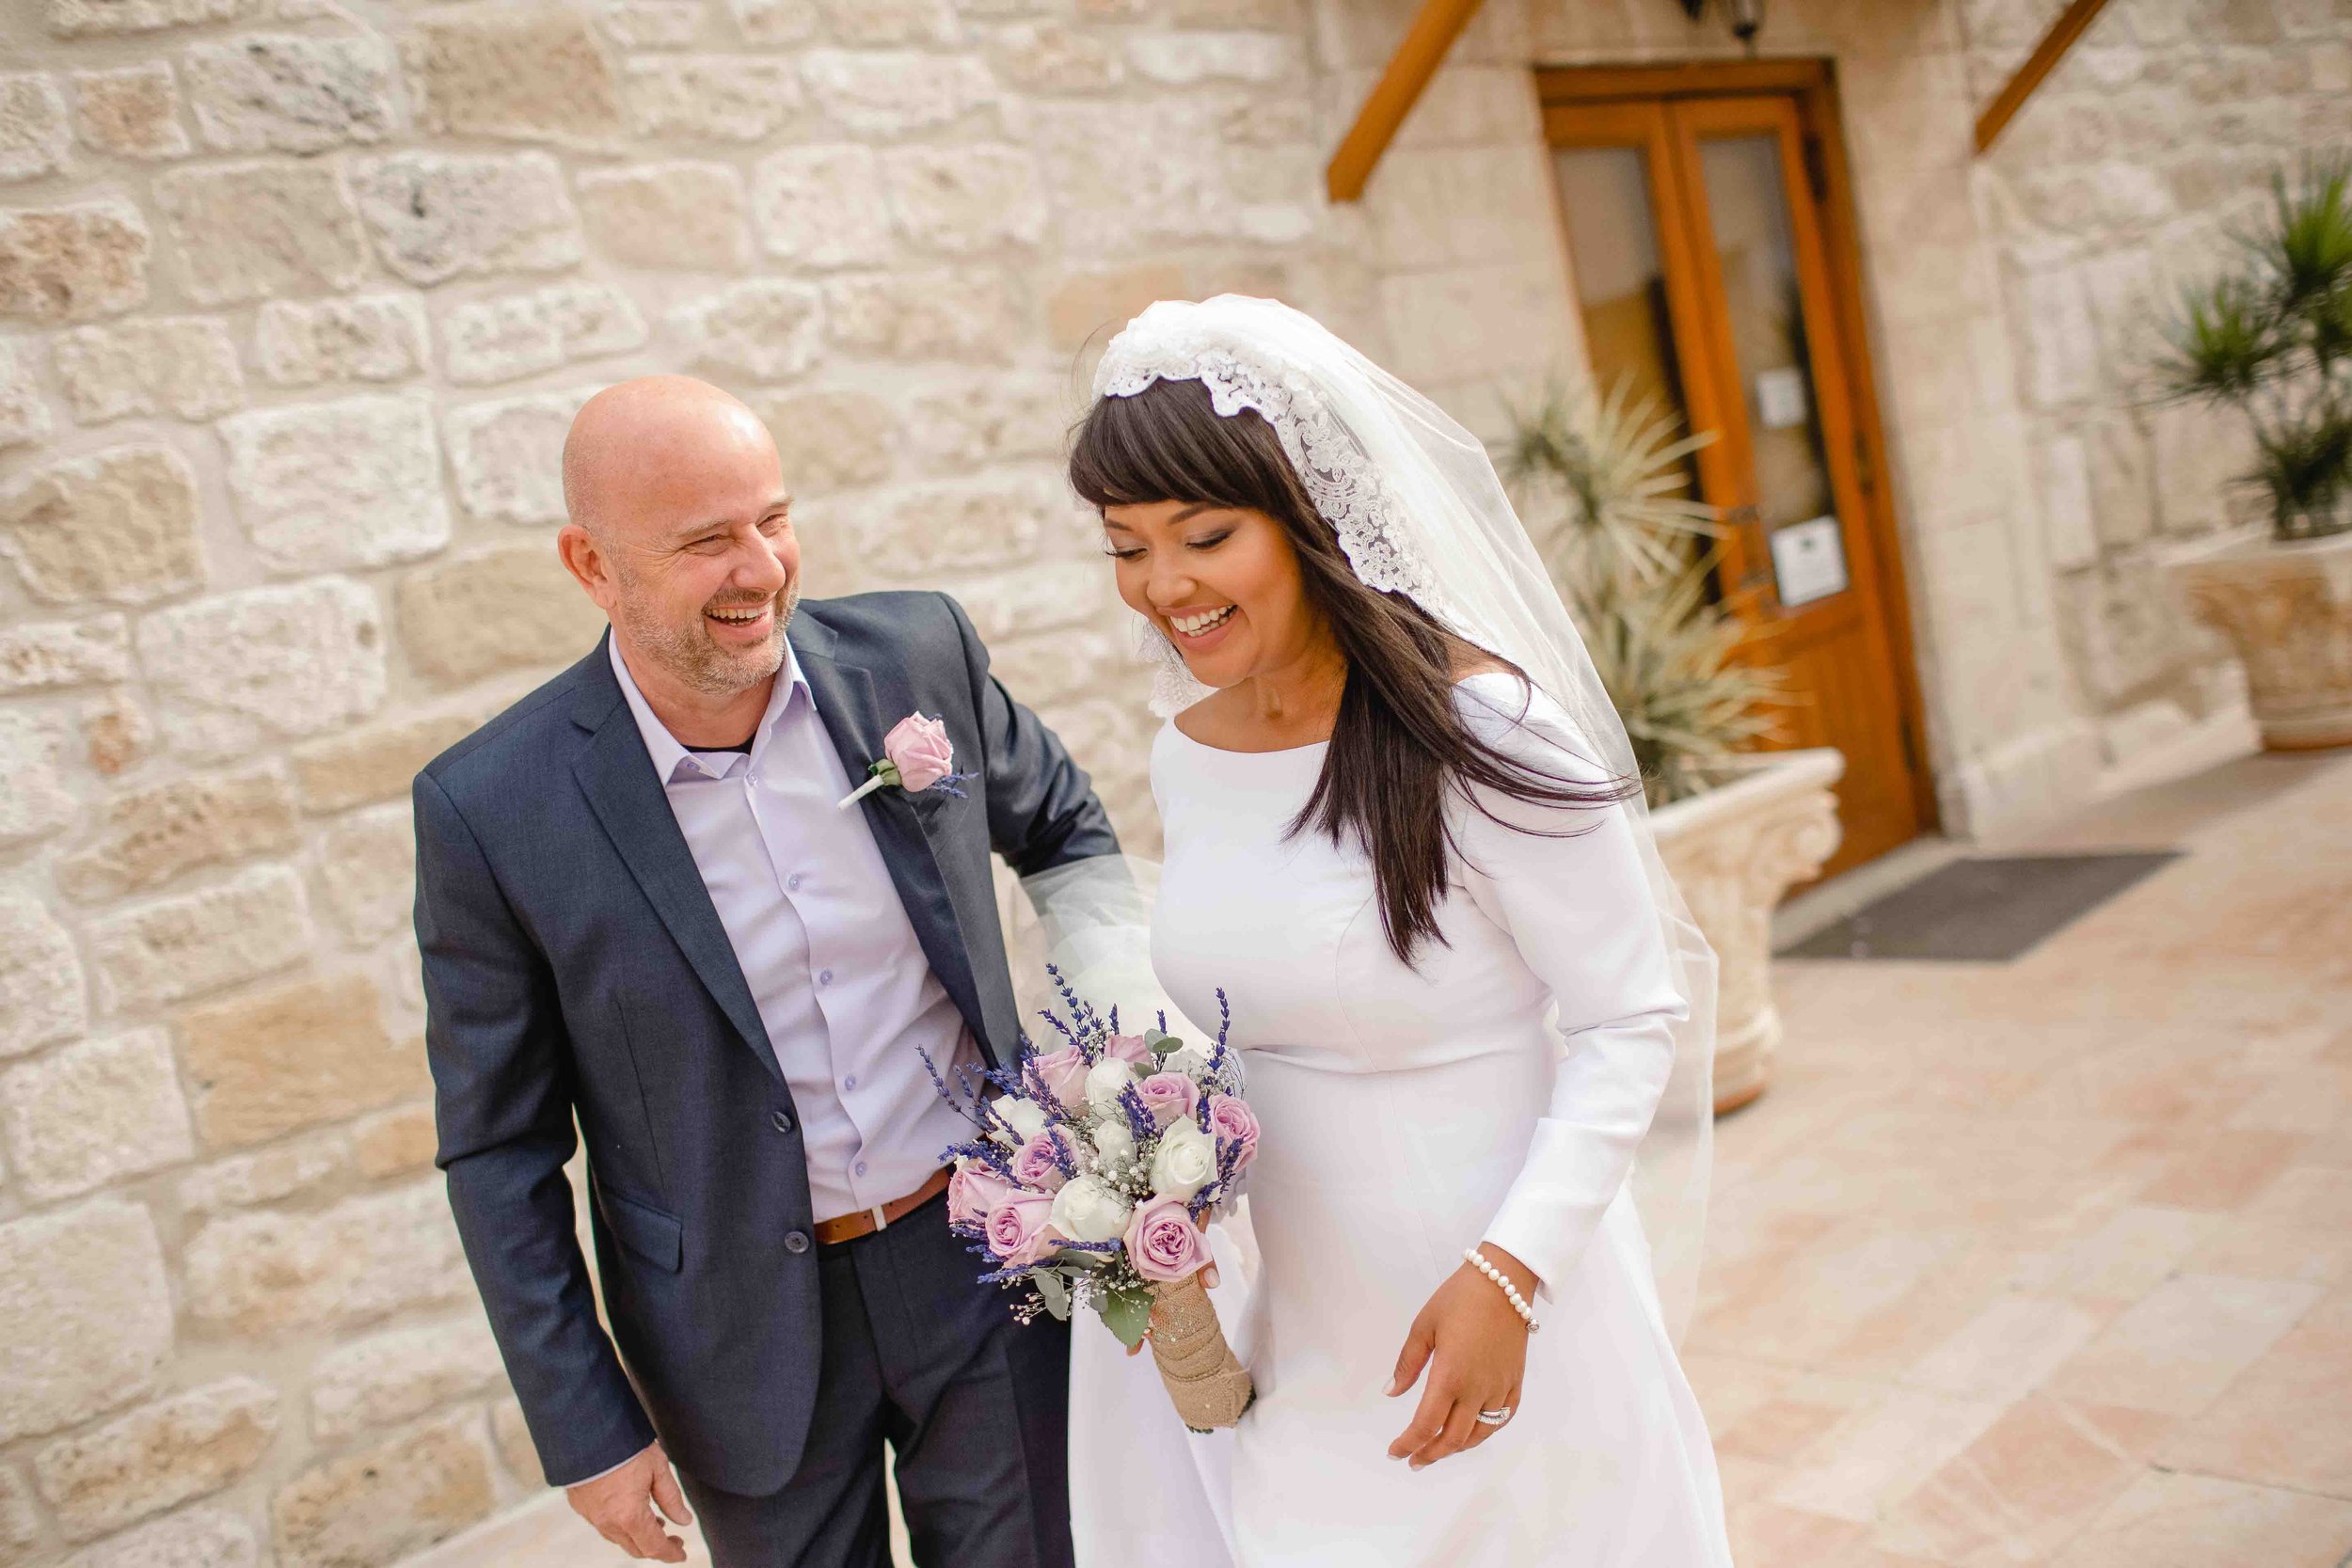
[{"xmin": 1770, "ymin": 515, "xmax": 1849, "ymax": 608}]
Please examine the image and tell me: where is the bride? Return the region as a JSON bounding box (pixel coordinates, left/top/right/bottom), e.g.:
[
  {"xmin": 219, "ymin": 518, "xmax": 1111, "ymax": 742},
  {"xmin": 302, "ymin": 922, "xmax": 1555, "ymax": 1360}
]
[{"xmin": 1048, "ymin": 297, "xmax": 1733, "ymax": 1565}]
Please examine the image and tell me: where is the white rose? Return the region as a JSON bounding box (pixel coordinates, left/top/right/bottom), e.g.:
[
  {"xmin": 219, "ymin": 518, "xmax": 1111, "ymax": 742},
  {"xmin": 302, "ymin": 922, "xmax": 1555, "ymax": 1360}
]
[
  {"xmin": 1150, "ymin": 1119, "xmax": 1219, "ymax": 1203},
  {"xmin": 1084, "ymin": 1058, "xmax": 1136, "ymax": 1115},
  {"xmin": 1092, "ymin": 1118, "xmax": 1137, "ymax": 1174},
  {"xmin": 1049, "ymin": 1174, "xmax": 1133, "ymax": 1244},
  {"xmin": 1161, "ymin": 1040, "xmax": 1211, "ymax": 1078},
  {"xmin": 992, "ymin": 1095, "xmax": 1048, "ymax": 1144}
]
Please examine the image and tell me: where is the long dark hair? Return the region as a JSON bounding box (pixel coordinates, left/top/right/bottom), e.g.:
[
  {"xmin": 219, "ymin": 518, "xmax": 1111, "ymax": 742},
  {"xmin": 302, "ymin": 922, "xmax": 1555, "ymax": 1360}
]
[{"xmin": 1069, "ymin": 376, "xmax": 1639, "ymax": 964}]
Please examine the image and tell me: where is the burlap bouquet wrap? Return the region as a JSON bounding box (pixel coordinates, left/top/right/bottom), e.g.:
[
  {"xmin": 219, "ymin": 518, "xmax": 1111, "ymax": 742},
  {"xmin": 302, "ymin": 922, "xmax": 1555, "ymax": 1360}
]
[{"xmin": 1147, "ymin": 1273, "xmax": 1254, "ymax": 1432}]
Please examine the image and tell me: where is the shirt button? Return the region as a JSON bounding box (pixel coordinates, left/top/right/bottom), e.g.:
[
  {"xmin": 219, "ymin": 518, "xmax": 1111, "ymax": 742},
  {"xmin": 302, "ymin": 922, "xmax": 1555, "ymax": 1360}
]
[
  {"xmin": 818, "ymin": 968, "xmax": 833, "ymax": 986},
  {"xmin": 854, "ymin": 1160, "xmax": 868, "ymax": 1178},
  {"xmin": 787, "ymin": 874, "xmax": 803, "ymax": 892},
  {"xmin": 784, "ymin": 1230, "xmax": 811, "ymax": 1255},
  {"xmin": 770, "ymin": 1109, "xmax": 794, "ymax": 1134},
  {"xmin": 747, "ymin": 773, "xmax": 760, "ymax": 787},
  {"xmin": 843, "ymin": 1075, "xmax": 857, "ymax": 1091}
]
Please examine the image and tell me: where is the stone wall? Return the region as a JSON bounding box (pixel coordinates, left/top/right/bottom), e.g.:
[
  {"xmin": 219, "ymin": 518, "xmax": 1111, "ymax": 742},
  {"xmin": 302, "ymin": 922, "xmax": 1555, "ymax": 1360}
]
[{"xmin": 0, "ymin": 2, "xmax": 1351, "ymax": 1563}]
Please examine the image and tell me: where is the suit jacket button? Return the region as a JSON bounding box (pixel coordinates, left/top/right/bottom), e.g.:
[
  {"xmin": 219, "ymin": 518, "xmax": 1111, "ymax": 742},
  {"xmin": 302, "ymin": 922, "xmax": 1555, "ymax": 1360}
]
[
  {"xmin": 770, "ymin": 1109, "xmax": 794, "ymax": 1134},
  {"xmin": 785, "ymin": 1230, "xmax": 811, "ymax": 1255}
]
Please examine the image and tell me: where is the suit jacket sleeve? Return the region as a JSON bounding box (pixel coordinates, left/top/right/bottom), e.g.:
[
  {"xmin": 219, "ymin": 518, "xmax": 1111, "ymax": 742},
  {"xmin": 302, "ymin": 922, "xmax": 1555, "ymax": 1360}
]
[
  {"xmin": 942, "ymin": 594, "xmax": 1120, "ymax": 875},
  {"xmin": 413, "ymin": 769, "xmax": 658, "ymax": 1486}
]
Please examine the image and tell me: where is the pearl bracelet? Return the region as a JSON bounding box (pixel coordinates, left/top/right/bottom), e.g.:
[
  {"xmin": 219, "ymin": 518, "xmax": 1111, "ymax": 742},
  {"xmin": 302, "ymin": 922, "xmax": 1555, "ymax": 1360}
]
[{"xmin": 1464, "ymin": 1246, "xmax": 1540, "ymax": 1332}]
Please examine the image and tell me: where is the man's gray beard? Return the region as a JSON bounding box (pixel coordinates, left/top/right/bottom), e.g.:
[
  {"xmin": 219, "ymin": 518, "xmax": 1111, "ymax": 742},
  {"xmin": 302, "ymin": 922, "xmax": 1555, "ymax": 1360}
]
[{"xmin": 613, "ymin": 580, "xmax": 797, "ymax": 697}]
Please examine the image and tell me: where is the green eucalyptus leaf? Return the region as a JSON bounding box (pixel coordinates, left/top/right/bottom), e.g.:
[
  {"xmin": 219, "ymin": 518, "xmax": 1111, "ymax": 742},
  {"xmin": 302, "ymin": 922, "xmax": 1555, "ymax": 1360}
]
[
  {"xmin": 1032, "ymin": 1269, "xmax": 1072, "ymax": 1322},
  {"xmin": 1099, "ymin": 1284, "xmax": 1153, "ymax": 1348}
]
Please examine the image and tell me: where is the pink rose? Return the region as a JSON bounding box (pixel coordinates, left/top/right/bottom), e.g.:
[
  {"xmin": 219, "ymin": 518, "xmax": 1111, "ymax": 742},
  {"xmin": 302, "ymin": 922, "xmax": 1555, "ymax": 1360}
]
[
  {"xmin": 948, "ymin": 1164, "xmax": 1015, "ymax": 1228},
  {"xmin": 883, "ymin": 714, "xmax": 955, "ymax": 792},
  {"xmin": 1104, "ymin": 1034, "xmax": 1154, "ymax": 1069},
  {"xmin": 1135, "ymin": 1071, "xmax": 1200, "ymax": 1131},
  {"xmin": 1122, "ymin": 1195, "xmax": 1210, "ymax": 1284},
  {"xmin": 1033, "ymin": 1047, "xmax": 1090, "ymax": 1114},
  {"xmin": 983, "ymin": 1190, "xmax": 1057, "ymax": 1268},
  {"xmin": 1010, "ymin": 1127, "xmax": 1078, "ymax": 1192},
  {"xmin": 1207, "ymin": 1095, "xmax": 1258, "ymax": 1171}
]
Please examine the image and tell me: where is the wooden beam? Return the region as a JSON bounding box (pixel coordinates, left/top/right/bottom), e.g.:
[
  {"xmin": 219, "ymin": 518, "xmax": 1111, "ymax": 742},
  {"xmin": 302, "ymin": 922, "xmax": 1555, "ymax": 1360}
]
[
  {"xmin": 1974, "ymin": 0, "xmax": 2114, "ymax": 153},
  {"xmin": 1325, "ymin": 0, "xmax": 1488, "ymax": 203}
]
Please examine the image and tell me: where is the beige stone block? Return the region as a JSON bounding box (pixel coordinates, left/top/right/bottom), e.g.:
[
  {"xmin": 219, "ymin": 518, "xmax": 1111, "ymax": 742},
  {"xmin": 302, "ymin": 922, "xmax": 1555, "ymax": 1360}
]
[
  {"xmin": 351, "ymin": 151, "xmax": 582, "ymax": 288},
  {"xmin": 0, "ymin": 336, "xmax": 49, "ymax": 449},
  {"xmin": 822, "ymin": 268, "xmax": 1022, "ymax": 362},
  {"xmin": 947, "ymin": 561, "xmax": 1105, "ymax": 641},
  {"xmin": 750, "ymin": 386, "xmax": 898, "ymax": 494},
  {"xmin": 53, "ymin": 315, "xmax": 243, "ymax": 423},
  {"xmin": 2082, "ymin": 413, "xmax": 2154, "ymax": 551},
  {"xmin": 411, "ymin": 7, "xmax": 626, "ymax": 147},
  {"xmin": 56, "ymin": 762, "xmax": 299, "ymax": 902},
  {"xmin": 313, "ymin": 802, "xmax": 415, "ymax": 945},
  {"xmin": 179, "ymin": 969, "xmax": 421, "ymax": 1148},
  {"xmin": 577, "ymin": 161, "xmax": 750, "ymax": 273},
  {"xmin": 397, "ymin": 542, "xmax": 607, "ymax": 688},
  {"xmin": 441, "ymin": 280, "xmax": 645, "ymax": 387},
  {"xmin": 0, "ymin": 893, "xmax": 89, "ymax": 1058},
  {"xmin": 488, "ymin": 1396, "xmax": 542, "ymax": 1486},
  {"xmin": 87, "ymin": 864, "xmax": 310, "ymax": 1012},
  {"xmin": 1025, "ymin": 100, "xmax": 1222, "ymax": 242},
  {"xmin": 882, "ymin": 144, "xmax": 1047, "ymax": 255},
  {"xmin": 675, "ymin": 277, "xmax": 826, "ymax": 380},
  {"xmin": 254, "ymin": 293, "xmax": 429, "ymax": 387},
  {"xmin": 0, "ymin": 1029, "xmax": 195, "ymax": 1199},
  {"xmin": 136, "ymin": 578, "xmax": 388, "ymax": 752},
  {"xmin": 33, "ymin": 1377, "xmax": 277, "ymax": 1540},
  {"xmin": 273, "ymin": 1407, "xmax": 497, "ymax": 1568},
  {"xmin": 623, "ymin": 55, "xmax": 804, "ymax": 141},
  {"xmin": 0, "ymin": 198, "xmax": 150, "ymax": 321},
  {"xmin": 987, "ymin": 626, "xmax": 1122, "ymax": 706},
  {"xmin": 351, "ymin": 1101, "xmax": 437, "ymax": 1180},
  {"xmin": 751, "ymin": 144, "xmax": 893, "ymax": 268},
  {"xmin": 46, "ymin": 0, "xmax": 260, "ymax": 35},
  {"xmin": 729, "ymin": 0, "xmax": 819, "ymax": 42},
  {"xmin": 0, "ymin": 1198, "xmax": 172, "ymax": 1443},
  {"xmin": 818, "ymin": 0, "xmax": 958, "ymax": 44},
  {"xmin": 81, "ymin": 689, "xmax": 154, "ymax": 778},
  {"xmin": 1127, "ymin": 30, "xmax": 1301, "ymax": 84},
  {"xmin": 0, "ymin": 707, "xmax": 81, "ymax": 849},
  {"xmin": 69, "ymin": 63, "xmax": 188, "ymax": 160},
  {"xmin": 0, "ymin": 613, "xmax": 132, "ymax": 692},
  {"xmin": 178, "ymin": 1130, "xmax": 348, "ymax": 1212},
  {"xmin": 60, "ymin": 1505, "xmax": 258, "ymax": 1568},
  {"xmin": 802, "ymin": 49, "xmax": 993, "ymax": 135},
  {"xmin": 291, "ymin": 708, "xmax": 484, "ymax": 813},
  {"xmin": 223, "ymin": 393, "xmax": 451, "ymax": 573},
  {"xmin": 1044, "ymin": 261, "xmax": 1187, "ymax": 354},
  {"xmin": 184, "ymin": 33, "xmax": 398, "ymax": 153},
  {"xmin": 0, "ymin": 1465, "xmax": 35, "ymax": 1554},
  {"xmin": 0, "ymin": 73, "xmax": 72, "ymax": 182},
  {"xmin": 601, "ymin": 0, "xmax": 709, "ymax": 48},
  {"xmin": 2035, "ymin": 434, "xmax": 2100, "ymax": 573},
  {"xmin": 155, "ymin": 161, "xmax": 367, "ymax": 307},
  {"xmin": 183, "ymin": 1179, "xmax": 470, "ymax": 1334},
  {"xmin": 0, "ymin": 445, "xmax": 203, "ymax": 608},
  {"xmin": 444, "ymin": 388, "xmax": 592, "ymax": 525},
  {"xmin": 310, "ymin": 1317, "xmax": 502, "ymax": 1444},
  {"xmin": 853, "ymin": 476, "xmax": 1055, "ymax": 580},
  {"xmin": 988, "ymin": 22, "xmax": 1126, "ymax": 94}
]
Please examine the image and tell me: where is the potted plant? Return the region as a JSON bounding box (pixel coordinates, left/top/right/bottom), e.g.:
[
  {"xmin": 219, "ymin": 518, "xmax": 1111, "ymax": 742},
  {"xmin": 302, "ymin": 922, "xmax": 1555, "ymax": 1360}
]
[
  {"xmin": 1502, "ymin": 381, "xmax": 1844, "ymax": 1114},
  {"xmin": 2155, "ymin": 153, "xmax": 2352, "ymax": 752}
]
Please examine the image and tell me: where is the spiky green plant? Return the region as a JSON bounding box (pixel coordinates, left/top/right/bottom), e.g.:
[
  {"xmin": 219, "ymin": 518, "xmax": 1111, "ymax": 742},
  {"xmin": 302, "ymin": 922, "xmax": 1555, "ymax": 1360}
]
[
  {"xmin": 2157, "ymin": 152, "xmax": 2352, "ymax": 541},
  {"xmin": 1502, "ymin": 378, "xmax": 1778, "ymax": 807}
]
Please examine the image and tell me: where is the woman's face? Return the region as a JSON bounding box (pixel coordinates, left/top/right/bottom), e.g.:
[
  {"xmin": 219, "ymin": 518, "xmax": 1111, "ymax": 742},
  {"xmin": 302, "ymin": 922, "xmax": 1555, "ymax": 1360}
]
[{"xmin": 1100, "ymin": 500, "xmax": 1325, "ymax": 689}]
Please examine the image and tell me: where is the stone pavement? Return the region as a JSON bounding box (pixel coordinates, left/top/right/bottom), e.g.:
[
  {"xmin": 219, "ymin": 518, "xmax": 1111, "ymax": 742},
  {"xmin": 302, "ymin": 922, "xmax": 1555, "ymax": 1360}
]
[{"xmin": 409, "ymin": 747, "xmax": 2352, "ymax": 1566}]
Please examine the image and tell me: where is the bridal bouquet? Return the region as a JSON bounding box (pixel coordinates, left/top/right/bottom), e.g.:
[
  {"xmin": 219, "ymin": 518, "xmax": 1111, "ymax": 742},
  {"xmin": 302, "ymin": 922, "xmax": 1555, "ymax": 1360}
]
[{"xmin": 927, "ymin": 968, "xmax": 1257, "ymax": 1430}]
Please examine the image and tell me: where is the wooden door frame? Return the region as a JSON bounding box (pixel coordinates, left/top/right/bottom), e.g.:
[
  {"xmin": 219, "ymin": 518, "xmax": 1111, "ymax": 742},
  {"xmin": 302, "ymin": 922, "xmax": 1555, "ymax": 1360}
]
[{"xmin": 1536, "ymin": 58, "xmax": 1940, "ymax": 837}]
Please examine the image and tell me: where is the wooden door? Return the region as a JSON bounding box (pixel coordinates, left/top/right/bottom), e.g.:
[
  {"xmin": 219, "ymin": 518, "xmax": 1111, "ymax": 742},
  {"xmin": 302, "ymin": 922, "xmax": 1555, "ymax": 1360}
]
[{"xmin": 1541, "ymin": 66, "xmax": 1931, "ymax": 879}]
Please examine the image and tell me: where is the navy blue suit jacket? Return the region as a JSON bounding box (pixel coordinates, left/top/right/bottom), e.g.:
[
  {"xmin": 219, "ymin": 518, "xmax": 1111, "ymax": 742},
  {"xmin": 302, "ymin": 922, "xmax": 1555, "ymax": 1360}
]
[{"xmin": 413, "ymin": 592, "xmax": 1117, "ymax": 1494}]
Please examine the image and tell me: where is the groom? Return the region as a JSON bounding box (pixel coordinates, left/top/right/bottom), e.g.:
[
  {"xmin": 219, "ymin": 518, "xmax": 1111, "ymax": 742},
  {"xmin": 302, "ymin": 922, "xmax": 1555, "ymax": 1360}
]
[{"xmin": 413, "ymin": 375, "xmax": 1109, "ymax": 1566}]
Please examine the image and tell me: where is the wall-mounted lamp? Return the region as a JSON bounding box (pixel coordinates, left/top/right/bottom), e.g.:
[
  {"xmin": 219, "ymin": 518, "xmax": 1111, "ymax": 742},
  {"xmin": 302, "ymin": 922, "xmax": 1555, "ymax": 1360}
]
[{"xmin": 1677, "ymin": 0, "xmax": 1767, "ymax": 46}]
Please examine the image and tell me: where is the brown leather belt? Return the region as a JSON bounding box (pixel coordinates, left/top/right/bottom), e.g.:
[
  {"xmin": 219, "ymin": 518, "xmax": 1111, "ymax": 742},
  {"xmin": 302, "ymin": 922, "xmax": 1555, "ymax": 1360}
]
[{"xmin": 812, "ymin": 1166, "xmax": 953, "ymax": 1247}]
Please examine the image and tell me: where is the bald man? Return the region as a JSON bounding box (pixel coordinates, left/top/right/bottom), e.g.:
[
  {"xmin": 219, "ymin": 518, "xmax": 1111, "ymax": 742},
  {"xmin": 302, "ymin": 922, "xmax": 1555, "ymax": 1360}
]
[{"xmin": 414, "ymin": 377, "xmax": 1110, "ymax": 1567}]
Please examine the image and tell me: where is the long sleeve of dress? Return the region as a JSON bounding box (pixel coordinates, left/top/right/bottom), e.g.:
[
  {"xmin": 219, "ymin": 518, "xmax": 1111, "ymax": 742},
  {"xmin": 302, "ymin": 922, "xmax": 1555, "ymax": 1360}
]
[{"xmin": 1452, "ymin": 684, "xmax": 1689, "ymax": 1296}]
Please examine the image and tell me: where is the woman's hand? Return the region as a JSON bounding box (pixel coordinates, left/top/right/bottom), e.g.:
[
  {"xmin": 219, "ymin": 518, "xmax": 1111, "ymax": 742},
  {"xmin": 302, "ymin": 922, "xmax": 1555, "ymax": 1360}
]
[{"xmin": 1385, "ymin": 1244, "xmax": 1537, "ymax": 1469}]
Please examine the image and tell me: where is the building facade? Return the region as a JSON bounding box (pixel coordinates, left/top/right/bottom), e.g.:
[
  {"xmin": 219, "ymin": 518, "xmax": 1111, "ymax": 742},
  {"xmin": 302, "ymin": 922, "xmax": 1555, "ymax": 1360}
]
[{"xmin": 0, "ymin": 0, "xmax": 2339, "ymax": 1562}]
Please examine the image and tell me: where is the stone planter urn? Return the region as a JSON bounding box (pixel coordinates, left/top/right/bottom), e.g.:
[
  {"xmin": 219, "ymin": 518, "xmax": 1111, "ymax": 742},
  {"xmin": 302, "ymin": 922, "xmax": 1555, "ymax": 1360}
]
[
  {"xmin": 2160, "ymin": 527, "xmax": 2352, "ymax": 752},
  {"xmin": 1652, "ymin": 748, "xmax": 1845, "ymax": 1115}
]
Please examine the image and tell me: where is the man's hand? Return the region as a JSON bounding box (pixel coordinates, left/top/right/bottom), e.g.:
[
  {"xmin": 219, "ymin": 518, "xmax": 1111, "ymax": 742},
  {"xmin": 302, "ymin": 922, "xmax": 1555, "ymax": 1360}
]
[{"xmin": 567, "ymin": 1440, "xmax": 693, "ymax": 1562}]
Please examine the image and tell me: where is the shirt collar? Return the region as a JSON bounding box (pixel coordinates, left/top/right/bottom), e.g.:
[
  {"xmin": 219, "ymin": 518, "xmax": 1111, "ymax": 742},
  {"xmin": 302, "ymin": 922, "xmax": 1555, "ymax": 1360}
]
[{"xmin": 607, "ymin": 633, "xmax": 809, "ymax": 784}]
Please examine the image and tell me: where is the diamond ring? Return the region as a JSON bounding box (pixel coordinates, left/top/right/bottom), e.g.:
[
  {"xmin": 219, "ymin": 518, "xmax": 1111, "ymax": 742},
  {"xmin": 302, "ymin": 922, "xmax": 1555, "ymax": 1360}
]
[{"xmin": 1475, "ymin": 1407, "xmax": 1512, "ymax": 1426}]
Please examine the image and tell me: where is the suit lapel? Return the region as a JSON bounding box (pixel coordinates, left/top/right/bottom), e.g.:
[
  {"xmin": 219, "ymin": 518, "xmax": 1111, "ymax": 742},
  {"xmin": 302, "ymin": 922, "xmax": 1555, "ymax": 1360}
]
[
  {"xmin": 570, "ymin": 641, "xmax": 782, "ymax": 1089},
  {"xmin": 791, "ymin": 617, "xmax": 994, "ymax": 1063}
]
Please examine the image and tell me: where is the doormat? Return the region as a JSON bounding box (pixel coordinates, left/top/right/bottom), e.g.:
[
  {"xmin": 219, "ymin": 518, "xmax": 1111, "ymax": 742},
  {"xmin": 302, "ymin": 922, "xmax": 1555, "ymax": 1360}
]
[{"xmin": 1782, "ymin": 852, "xmax": 2184, "ymax": 963}]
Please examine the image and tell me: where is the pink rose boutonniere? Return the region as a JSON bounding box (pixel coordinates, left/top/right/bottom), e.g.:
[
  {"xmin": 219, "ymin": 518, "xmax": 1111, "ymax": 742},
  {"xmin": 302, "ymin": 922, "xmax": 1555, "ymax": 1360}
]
[{"xmin": 836, "ymin": 712, "xmax": 975, "ymax": 810}]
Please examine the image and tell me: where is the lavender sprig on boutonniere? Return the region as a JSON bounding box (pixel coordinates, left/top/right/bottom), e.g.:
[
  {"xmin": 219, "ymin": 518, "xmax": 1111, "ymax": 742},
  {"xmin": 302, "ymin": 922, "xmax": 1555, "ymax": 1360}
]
[{"xmin": 836, "ymin": 712, "xmax": 977, "ymax": 810}]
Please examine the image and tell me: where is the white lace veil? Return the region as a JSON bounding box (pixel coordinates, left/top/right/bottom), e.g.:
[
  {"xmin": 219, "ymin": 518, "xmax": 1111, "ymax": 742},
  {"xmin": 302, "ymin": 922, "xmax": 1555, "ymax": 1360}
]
[{"xmin": 1022, "ymin": 295, "xmax": 1717, "ymax": 1338}]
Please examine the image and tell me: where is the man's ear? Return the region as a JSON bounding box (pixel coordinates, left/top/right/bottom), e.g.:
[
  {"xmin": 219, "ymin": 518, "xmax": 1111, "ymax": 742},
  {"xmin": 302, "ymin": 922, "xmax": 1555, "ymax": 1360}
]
[{"xmin": 557, "ymin": 523, "xmax": 614, "ymax": 611}]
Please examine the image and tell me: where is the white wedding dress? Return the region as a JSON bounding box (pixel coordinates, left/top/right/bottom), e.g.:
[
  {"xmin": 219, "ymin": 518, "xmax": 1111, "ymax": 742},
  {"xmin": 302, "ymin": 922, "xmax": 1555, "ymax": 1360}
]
[{"xmin": 1127, "ymin": 674, "xmax": 1732, "ymax": 1567}]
